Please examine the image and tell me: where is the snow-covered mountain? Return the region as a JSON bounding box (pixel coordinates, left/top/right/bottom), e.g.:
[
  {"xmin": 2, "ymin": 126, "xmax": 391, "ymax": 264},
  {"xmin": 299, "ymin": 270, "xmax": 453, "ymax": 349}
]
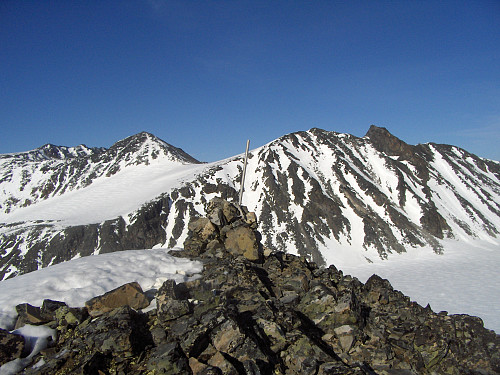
[
  {"xmin": 1, "ymin": 126, "xmax": 499, "ymax": 280},
  {"xmin": 0, "ymin": 131, "xmax": 199, "ymax": 214}
]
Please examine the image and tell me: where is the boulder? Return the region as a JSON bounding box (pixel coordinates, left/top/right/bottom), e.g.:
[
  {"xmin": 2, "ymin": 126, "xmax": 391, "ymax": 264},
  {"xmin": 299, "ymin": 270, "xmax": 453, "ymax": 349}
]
[
  {"xmin": 156, "ymin": 279, "xmax": 191, "ymax": 325},
  {"xmin": 85, "ymin": 281, "xmax": 149, "ymax": 317},
  {"xmin": 188, "ymin": 218, "xmax": 218, "ymax": 242},
  {"xmin": 189, "ymin": 357, "xmax": 211, "ymax": 375},
  {"xmin": 55, "ymin": 305, "xmax": 88, "ymax": 329},
  {"xmin": 183, "ymin": 218, "xmax": 219, "ymax": 256},
  {"xmin": 146, "ymin": 341, "xmax": 190, "ymax": 374},
  {"xmin": 207, "ymin": 197, "xmax": 241, "ymax": 226},
  {"xmin": 15, "ymin": 299, "xmax": 70, "ymax": 330},
  {"xmin": 41, "ymin": 299, "xmax": 68, "ymax": 320},
  {"xmin": 207, "ymin": 351, "xmax": 239, "ymax": 374},
  {"xmin": 15, "ymin": 303, "xmax": 46, "ymax": 328},
  {"xmin": 211, "ymin": 319, "xmax": 245, "ymax": 354},
  {"xmin": 224, "ymin": 225, "xmax": 260, "ymax": 261}
]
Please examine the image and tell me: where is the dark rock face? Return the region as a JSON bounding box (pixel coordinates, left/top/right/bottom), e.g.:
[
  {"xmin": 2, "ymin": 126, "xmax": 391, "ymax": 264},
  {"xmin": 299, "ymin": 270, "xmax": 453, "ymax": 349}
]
[
  {"xmin": 365, "ymin": 125, "xmax": 416, "ymax": 160},
  {"xmin": 0, "ymin": 328, "xmax": 25, "ymax": 366},
  {"xmin": 10, "ymin": 200, "xmax": 499, "ymax": 375},
  {"xmin": 0, "ymin": 195, "xmax": 171, "ymax": 280}
]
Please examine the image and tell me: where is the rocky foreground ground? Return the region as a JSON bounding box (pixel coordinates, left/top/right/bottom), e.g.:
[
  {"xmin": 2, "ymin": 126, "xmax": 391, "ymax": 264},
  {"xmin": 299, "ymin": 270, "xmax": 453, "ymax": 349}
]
[{"xmin": 1, "ymin": 198, "xmax": 499, "ymax": 374}]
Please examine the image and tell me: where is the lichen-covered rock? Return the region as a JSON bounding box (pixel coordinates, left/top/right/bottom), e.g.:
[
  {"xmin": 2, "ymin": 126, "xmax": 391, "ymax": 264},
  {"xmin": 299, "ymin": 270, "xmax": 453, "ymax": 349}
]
[
  {"xmin": 146, "ymin": 341, "xmax": 190, "ymax": 374},
  {"xmin": 207, "ymin": 351, "xmax": 239, "ymax": 374},
  {"xmin": 157, "ymin": 296, "xmax": 190, "ymax": 325},
  {"xmin": 224, "ymin": 225, "xmax": 260, "ymax": 261},
  {"xmin": 25, "ymin": 305, "xmax": 153, "ymax": 374},
  {"xmin": 55, "ymin": 305, "xmax": 88, "ymax": 331},
  {"xmin": 211, "ymin": 319, "xmax": 245, "ymax": 353},
  {"xmin": 15, "ymin": 299, "xmax": 69, "ymax": 330},
  {"xmin": 40, "ymin": 299, "xmax": 67, "ymax": 320}
]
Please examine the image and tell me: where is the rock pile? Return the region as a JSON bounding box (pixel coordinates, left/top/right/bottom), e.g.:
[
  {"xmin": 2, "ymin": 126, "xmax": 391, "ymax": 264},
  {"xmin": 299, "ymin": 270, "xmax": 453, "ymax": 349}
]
[
  {"xmin": 181, "ymin": 197, "xmax": 262, "ymax": 262},
  {"xmin": 2, "ymin": 198, "xmax": 499, "ymax": 374}
]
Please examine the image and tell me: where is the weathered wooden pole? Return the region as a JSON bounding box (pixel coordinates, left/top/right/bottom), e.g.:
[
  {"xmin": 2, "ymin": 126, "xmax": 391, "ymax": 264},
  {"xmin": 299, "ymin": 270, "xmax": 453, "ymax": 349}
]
[{"xmin": 238, "ymin": 139, "xmax": 250, "ymax": 207}]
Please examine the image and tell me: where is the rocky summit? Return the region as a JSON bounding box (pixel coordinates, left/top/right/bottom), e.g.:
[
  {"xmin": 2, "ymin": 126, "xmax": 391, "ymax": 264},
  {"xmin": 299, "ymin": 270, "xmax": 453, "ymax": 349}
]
[{"xmin": 3, "ymin": 198, "xmax": 499, "ymax": 374}]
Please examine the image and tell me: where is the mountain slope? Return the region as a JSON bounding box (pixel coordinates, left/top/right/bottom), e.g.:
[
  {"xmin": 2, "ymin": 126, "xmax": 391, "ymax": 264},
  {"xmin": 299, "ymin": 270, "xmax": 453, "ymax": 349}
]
[
  {"xmin": 163, "ymin": 126, "xmax": 499, "ymax": 265},
  {"xmin": 0, "ymin": 132, "xmax": 200, "ymax": 216},
  {"xmin": 1, "ymin": 126, "xmax": 499, "ymax": 280}
]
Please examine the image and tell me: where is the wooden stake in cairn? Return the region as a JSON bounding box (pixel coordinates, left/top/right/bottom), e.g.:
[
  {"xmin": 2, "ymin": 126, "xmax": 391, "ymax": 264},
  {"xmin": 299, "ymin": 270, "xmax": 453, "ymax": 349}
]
[{"xmin": 238, "ymin": 139, "xmax": 250, "ymax": 208}]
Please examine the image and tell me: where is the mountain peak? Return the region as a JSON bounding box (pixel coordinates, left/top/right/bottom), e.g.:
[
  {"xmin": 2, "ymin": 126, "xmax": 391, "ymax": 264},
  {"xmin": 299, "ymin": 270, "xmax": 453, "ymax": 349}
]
[
  {"xmin": 365, "ymin": 125, "xmax": 414, "ymax": 158},
  {"xmin": 123, "ymin": 131, "xmax": 160, "ymax": 144},
  {"xmin": 109, "ymin": 132, "xmax": 201, "ymax": 165}
]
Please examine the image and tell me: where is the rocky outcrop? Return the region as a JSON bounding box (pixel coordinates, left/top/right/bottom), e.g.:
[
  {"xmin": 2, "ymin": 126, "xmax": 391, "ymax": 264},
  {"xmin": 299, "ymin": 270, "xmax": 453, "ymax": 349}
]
[
  {"xmin": 4, "ymin": 198, "xmax": 498, "ymax": 375},
  {"xmin": 181, "ymin": 197, "xmax": 262, "ymax": 262},
  {"xmin": 365, "ymin": 125, "xmax": 417, "ymax": 160}
]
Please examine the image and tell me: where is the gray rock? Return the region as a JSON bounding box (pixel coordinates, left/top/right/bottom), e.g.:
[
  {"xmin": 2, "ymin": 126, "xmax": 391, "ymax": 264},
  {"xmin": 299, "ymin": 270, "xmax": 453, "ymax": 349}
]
[
  {"xmin": 147, "ymin": 341, "xmax": 190, "ymax": 374},
  {"xmin": 15, "ymin": 303, "xmax": 46, "ymax": 328}
]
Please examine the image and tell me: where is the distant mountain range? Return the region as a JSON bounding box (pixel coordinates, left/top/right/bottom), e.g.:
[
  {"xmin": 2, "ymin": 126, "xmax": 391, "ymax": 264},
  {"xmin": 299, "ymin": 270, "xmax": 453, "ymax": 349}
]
[{"xmin": 1, "ymin": 126, "xmax": 499, "ymax": 280}]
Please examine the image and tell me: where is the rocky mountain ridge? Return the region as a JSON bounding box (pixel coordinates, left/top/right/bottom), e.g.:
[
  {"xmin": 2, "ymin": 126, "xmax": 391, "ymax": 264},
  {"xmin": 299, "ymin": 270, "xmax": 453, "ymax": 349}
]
[
  {"xmin": 1, "ymin": 126, "xmax": 500, "ymax": 280},
  {"xmin": 1, "ymin": 198, "xmax": 498, "ymax": 374}
]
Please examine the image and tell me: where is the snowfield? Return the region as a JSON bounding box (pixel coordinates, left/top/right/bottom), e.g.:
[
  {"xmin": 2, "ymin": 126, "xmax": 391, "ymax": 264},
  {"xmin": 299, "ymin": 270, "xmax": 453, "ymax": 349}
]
[
  {"xmin": 336, "ymin": 238, "xmax": 500, "ymax": 333},
  {"xmin": 0, "ymin": 248, "xmax": 203, "ymax": 330},
  {"xmin": 0, "ymin": 161, "xmax": 209, "ymax": 226}
]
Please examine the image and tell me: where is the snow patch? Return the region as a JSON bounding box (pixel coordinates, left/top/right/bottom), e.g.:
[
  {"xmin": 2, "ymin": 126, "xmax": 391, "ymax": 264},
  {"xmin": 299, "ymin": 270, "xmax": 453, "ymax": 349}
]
[
  {"xmin": 0, "ymin": 249, "xmax": 203, "ymax": 330},
  {"xmin": 339, "ymin": 239, "xmax": 500, "ymax": 332}
]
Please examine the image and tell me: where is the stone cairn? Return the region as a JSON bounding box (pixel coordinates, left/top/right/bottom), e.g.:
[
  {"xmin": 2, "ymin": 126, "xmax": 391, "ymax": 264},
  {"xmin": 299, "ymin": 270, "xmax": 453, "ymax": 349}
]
[
  {"xmin": 1, "ymin": 197, "xmax": 499, "ymax": 374},
  {"xmin": 179, "ymin": 197, "xmax": 263, "ymax": 262}
]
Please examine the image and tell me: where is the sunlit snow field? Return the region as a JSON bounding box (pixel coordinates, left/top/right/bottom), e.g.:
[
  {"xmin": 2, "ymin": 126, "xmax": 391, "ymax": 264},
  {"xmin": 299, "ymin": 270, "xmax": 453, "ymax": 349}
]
[
  {"xmin": 0, "ymin": 161, "xmax": 209, "ymax": 226},
  {"xmin": 0, "ymin": 249, "xmax": 203, "ymax": 330},
  {"xmin": 336, "ymin": 239, "xmax": 500, "ymax": 333}
]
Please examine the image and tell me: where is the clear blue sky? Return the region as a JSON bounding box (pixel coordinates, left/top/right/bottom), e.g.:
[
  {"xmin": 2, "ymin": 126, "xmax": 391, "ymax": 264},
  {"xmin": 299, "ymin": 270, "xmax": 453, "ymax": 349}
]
[{"xmin": 1, "ymin": 1, "xmax": 499, "ymax": 161}]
